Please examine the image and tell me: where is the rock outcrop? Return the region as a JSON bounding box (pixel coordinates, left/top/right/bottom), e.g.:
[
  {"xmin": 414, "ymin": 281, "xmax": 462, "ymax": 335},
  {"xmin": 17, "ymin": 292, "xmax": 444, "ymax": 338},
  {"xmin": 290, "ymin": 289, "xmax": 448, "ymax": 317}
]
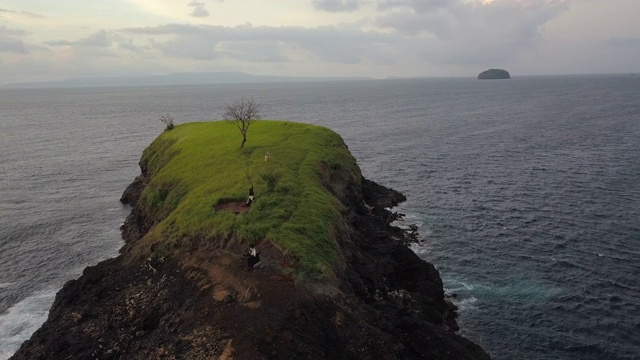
[
  {"xmin": 11, "ymin": 123, "xmax": 490, "ymax": 360},
  {"xmin": 478, "ymin": 69, "xmax": 511, "ymax": 80}
]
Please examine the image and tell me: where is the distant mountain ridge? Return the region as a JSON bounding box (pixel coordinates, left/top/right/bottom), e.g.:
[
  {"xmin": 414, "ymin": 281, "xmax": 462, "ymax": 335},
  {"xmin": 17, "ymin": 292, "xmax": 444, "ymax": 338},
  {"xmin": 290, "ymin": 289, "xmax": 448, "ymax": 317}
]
[{"xmin": 2, "ymin": 72, "xmax": 372, "ymax": 89}]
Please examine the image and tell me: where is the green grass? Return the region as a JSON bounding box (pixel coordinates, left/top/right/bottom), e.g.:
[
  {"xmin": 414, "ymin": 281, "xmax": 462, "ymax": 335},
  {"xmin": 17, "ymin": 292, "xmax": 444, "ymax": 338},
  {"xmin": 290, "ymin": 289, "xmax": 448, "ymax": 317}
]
[{"xmin": 134, "ymin": 121, "xmax": 362, "ymax": 279}]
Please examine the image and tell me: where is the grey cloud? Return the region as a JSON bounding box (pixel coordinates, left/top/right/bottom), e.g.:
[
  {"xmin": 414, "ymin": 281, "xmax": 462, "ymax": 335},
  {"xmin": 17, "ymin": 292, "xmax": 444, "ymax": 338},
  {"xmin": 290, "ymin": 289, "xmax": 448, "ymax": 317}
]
[
  {"xmin": 376, "ymin": 0, "xmax": 571, "ymax": 37},
  {"xmin": 77, "ymin": 30, "xmax": 111, "ymax": 47},
  {"xmin": 0, "ymin": 36, "xmax": 28, "ymax": 54},
  {"xmin": 0, "ymin": 25, "xmax": 29, "ymax": 54},
  {"xmin": 120, "ymin": 0, "xmax": 571, "ymax": 71},
  {"xmin": 375, "ymin": 8, "xmax": 451, "ymax": 36},
  {"xmin": 46, "ymin": 30, "xmax": 112, "ymax": 47},
  {"xmin": 122, "ymin": 24, "xmax": 387, "ymax": 43},
  {"xmin": 150, "ymin": 36, "xmax": 219, "ymax": 59},
  {"xmin": 220, "ymin": 41, "xmax": 287, "ymax": 62},
  {"xmin": 187, "ymin": 0, "xmax": 209, "ymax": 18},
  {"xmin": 375, "ymin": 0, "xmax": 573, "ymax": 66},
  {"xmin": 190, "ymin": 7, "xmax": 210, "ymax": 17},
  {"xmin": 118, "ymin": 39, "xmax": 139, "ymax": 51},
  {"xmin": 44, "ymin": 39, "xmax": 72, "ymax": 46},
  {"xmin": 0, "ymin": 7, "xmax": 43, "ymax": 18},
  {"xmin": 312, "ymin": 0, "xmax": 361, "ymax": 12},
  {"xmin": 123, "ymin": 24, "xmax": 212, "ymax": 36},
  {"xmin": 122, "ymin": 24, "xmax": 391, "ymax": 63},
  {"xmin": 132, "ymin": 24, "xmax": 217, "ymax": 59},
  {"xmin": 44, "ymin": 30, "xmax": 144, "ymax": 54},
  {"xmin": 377, "ymin": 0, "xmax": 449, "ymax": 13},
  {"xmin": 0, "ymin": 25, "xmax": 29, "ymax": 37}
]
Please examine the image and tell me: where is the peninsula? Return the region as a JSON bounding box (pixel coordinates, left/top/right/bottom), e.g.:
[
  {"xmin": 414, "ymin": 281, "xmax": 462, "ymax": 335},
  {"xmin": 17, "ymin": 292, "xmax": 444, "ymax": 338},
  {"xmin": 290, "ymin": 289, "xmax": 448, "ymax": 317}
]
[{"xmin": 11, "ymin": 121, "xmax": 490, "ymax": 359}]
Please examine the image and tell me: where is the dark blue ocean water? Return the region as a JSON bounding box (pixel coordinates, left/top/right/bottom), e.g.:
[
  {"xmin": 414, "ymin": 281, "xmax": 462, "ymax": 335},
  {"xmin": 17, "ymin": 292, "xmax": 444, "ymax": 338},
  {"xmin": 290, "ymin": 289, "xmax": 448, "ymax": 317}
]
[{"xmin": 1, "ymin": 76, "xmax": 639, "ymax": 359}]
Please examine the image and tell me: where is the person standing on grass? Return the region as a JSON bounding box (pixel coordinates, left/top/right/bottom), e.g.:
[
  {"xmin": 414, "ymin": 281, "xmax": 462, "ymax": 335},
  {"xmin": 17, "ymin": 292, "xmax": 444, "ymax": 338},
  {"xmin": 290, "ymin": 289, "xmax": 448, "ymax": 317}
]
[{"xmin": 246, "ymin": 186, "xmax": 255, "ymax": 206}]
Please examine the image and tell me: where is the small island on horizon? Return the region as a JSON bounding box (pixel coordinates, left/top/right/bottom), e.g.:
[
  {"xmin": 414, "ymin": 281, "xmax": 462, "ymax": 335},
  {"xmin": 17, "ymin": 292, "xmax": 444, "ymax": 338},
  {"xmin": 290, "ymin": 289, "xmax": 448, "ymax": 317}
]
[{"xmin": 478, "ymin": 69, "xmax": 511, "ymax": 80}]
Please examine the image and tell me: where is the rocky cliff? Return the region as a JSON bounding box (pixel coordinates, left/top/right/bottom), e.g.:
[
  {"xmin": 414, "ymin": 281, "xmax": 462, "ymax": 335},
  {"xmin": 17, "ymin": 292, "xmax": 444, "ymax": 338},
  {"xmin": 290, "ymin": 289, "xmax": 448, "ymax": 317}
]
[{"xmin": 11, "ymin": 122, "xmax": 490, "ymax": 359}]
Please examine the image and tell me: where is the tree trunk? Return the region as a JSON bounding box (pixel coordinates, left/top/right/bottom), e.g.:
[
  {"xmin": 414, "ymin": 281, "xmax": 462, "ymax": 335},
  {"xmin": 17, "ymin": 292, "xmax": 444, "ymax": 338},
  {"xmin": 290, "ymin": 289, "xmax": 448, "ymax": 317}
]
[{"xmin": 241, "ymin": 136, "xmax": 246, "ymax": 148}]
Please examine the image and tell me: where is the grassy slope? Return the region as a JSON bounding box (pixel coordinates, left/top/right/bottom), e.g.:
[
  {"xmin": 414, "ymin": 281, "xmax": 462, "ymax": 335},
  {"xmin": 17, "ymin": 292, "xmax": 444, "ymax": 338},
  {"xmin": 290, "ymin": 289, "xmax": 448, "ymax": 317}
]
[{"xmin": 135, "ymin": 121, "xmax": 362, "ymax": 279}]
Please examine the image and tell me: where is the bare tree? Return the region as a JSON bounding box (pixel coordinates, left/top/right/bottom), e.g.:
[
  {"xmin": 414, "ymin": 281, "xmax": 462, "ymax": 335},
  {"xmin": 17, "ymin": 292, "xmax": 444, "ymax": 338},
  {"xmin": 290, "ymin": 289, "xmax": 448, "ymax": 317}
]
[
  {"xmin": 159, "ymin": 114, "xmax": 174, "ymax": 131},
  {"xmin": 223, "ymin": 97, "xmax": 262, "ymax": 148}
]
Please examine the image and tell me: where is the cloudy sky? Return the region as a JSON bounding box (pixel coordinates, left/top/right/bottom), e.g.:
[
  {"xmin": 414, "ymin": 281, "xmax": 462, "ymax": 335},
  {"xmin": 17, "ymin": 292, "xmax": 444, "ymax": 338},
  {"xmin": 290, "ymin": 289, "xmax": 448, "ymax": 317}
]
[{"xmin": 1, "ymin": 0, "xmax": 639, "ymax": 84}]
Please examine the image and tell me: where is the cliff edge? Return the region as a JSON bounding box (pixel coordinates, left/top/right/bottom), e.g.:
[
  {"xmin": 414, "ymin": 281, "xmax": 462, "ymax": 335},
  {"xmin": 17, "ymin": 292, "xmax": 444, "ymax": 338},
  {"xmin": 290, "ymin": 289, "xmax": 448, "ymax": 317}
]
[{"xmin": 11, "ymin": 121, "xmax": 490, "ymax": 359}]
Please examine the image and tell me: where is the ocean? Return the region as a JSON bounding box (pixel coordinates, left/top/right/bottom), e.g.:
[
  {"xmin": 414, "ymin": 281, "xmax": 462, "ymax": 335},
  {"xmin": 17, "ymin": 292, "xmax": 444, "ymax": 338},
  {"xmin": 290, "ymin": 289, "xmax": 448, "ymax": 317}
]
[{"xmin": 1, "ymin": 76, "xmax": 639, "ymax": 359}]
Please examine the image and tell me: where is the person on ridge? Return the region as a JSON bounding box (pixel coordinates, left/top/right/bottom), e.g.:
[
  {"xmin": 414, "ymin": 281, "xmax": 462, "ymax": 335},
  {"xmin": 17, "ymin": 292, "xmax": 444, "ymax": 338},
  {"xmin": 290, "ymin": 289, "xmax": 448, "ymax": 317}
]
[
  {"xmin": 245, "ymin": 186, "xmax": 255, "ymax": 206},
  {"xmin": 247, "ymin": 246, "xmax": 261, "ymax": 269}
]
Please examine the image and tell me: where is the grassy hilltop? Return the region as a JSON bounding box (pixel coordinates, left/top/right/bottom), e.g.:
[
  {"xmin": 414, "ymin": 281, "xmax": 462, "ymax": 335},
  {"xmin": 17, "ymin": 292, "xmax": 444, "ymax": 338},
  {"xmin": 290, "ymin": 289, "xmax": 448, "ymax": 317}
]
[{"xmin": 133, "ymin": 121, "xmax": 362, "ymax": 279}]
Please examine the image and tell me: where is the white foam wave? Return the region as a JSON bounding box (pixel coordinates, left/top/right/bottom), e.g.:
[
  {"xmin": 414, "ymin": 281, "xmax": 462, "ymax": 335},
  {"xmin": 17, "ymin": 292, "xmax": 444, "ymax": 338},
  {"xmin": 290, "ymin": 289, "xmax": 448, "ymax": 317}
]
[
  {"xmin": 409, "ymin": 242, "xmax": 433, "ymax": 256},
  {"xmin": 445, "ymin": 279, "xmax": 479, "ymax": 292},
  {"xmin": 391, "ymin": 209, "xmax": 426, "ymax": 230},
  {"xmin": 455, "ymin": 296, "xmax": 479, "ymax": 311},
  {"xmin": 0, "ymin": 289, "xmax": 56, "ymax": 360}
]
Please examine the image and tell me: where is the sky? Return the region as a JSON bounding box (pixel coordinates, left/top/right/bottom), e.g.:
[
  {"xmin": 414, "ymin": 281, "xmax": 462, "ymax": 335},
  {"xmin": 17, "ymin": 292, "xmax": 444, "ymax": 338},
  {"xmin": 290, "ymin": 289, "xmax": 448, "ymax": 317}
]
[{"xmin": 1, "ymin": 0, "xmax": 639, "ymax": 84}]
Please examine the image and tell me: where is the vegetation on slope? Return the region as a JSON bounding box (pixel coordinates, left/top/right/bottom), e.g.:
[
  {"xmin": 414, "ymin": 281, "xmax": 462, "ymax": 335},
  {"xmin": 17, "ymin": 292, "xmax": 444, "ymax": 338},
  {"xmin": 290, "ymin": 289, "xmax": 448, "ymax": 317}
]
[{"xmin": 133, "ymin": 121, "xmax": 362, "ymax": 279}]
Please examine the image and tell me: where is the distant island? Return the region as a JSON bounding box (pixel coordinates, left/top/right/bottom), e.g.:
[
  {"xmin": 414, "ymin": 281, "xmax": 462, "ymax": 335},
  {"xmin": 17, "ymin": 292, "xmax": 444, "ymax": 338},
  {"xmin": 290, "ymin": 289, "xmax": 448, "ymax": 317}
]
[{"xmin": 478, "ymin": 69, "xmax": 511, "ymax": 80}]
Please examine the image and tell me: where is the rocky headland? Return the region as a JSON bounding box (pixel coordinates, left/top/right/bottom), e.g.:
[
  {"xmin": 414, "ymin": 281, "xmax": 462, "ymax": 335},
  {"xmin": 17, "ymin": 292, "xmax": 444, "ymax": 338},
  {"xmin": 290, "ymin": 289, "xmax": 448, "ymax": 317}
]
[{"xmin": 11, "ymin": 121, "xmax": 490, "ymax": 359}]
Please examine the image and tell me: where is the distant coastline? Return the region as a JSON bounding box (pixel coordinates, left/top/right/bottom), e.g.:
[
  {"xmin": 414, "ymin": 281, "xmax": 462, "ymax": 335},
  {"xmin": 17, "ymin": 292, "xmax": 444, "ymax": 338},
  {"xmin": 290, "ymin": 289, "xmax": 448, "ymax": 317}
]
[
  {"xmin": 3, "ymin": 72, "xmax": 638, "ymax": 90},
  {"xmin": 1, "ymin": 71, "xmax": 372, "ymax": 89}
]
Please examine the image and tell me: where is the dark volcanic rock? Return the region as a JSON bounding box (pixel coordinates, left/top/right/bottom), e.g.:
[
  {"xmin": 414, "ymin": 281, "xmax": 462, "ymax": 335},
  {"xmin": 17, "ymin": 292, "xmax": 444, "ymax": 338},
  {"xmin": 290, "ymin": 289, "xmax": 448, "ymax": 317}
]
[
  {"xmin": 478, "ymin": 69, "xmax": 511, "ymax": 80},
  {"xmin": 12, "ymin": 172, "xmax": 490, "ymax": 359},
  {"xmin": 119, "ymin": 174, "xmax": 146, "ymax": 206}
]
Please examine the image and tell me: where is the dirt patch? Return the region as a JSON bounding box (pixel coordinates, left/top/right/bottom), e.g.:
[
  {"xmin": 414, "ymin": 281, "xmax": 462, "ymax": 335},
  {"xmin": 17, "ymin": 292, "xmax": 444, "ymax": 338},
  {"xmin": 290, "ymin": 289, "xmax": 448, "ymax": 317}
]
[
  {"xmin": 242, "ymin": 301, "xmax": 262, "ymax": 309},
  {"xmin": 219, "ymin": 339, "xmax": 234, "ymax": 360},
  {"xmin": 213, "ymin": 287, "xmax": 231, "ymax": 301},
  {"xmin": 215, "ymin": 201, "xmax": 250, "ymax": 214},
  {"xmin": 178, "ymin": 251, "xmax": 316, "ymax": 358}
]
